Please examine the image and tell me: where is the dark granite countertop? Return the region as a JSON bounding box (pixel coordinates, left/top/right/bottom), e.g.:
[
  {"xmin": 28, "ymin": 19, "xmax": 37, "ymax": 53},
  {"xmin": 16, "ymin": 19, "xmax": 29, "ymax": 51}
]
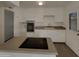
[{"xmin": 35, "ymin": 26, "xmax": 66, "ymax": 30}]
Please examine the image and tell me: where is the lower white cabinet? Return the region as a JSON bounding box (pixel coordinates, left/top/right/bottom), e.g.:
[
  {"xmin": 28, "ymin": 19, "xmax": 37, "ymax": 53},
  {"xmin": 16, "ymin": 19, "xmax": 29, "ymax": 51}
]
[
  {"xmin": 35, "ymin": 30, "xmax": 65, "ymax": 42},
  {"xmin": 50, "ymin": 30, "xmax": 65, "ymax": 42},
  {"xmin": 35, "ymin": 30, "xmax": 49, "ymax": 37}
]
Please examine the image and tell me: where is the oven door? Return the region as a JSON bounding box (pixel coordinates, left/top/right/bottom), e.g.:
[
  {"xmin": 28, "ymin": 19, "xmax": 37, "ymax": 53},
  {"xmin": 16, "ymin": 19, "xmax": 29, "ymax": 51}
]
[{"xmin": 27, "ymin": 23, "xmax": 34, "ymax": 32}]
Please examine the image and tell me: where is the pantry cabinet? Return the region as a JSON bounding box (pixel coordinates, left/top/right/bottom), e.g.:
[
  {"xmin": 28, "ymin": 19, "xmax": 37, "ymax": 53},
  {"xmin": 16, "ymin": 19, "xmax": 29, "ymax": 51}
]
[{"xmin": 0, "ymin": 7, "xmax": 14, "ymax": 43}]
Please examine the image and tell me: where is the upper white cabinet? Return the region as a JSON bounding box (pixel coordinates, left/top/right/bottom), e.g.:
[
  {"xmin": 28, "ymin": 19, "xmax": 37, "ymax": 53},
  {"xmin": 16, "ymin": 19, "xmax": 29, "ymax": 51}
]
[
  {"xmin": 0, "ymin": 1, "xmax": 20, "ymax": 7},
  {"xmin": 43, "ymin": 8, "xmax": 64, "ymax": 22}
]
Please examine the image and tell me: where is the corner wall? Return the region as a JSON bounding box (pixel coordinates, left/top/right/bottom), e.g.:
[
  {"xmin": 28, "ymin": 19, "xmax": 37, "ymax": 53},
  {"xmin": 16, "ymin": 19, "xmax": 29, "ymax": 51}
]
[{"xmin": 65, "ymin": 2, "xmax": 79, "ymax": 56}]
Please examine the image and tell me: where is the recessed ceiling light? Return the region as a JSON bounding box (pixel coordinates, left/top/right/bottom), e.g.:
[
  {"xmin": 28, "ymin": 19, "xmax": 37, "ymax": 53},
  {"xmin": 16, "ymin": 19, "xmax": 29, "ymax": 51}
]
[{"xmin": 38, "ymin": 1, "xmax": 43, "ymax": 6}]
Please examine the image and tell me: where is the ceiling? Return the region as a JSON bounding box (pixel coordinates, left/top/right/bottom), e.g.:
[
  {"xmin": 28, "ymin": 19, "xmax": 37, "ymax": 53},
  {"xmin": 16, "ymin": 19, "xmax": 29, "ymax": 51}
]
[{"xmin": 20, "ymin": 1, "xmax": 71, "ymax": 8}]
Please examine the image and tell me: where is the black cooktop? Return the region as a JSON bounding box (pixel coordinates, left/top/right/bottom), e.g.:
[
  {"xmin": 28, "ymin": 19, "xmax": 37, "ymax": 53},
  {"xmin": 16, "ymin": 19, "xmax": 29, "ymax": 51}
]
[{"xmin": 19, "ymin": 37, "xmax": 48, "ymax": 49}]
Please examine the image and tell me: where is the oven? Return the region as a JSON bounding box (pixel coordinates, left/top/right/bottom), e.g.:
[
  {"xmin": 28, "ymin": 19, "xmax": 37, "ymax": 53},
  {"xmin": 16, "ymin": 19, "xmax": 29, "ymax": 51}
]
[{"xmin": 27, "ymin": 21, "xmax": 34, "ymax": 32}]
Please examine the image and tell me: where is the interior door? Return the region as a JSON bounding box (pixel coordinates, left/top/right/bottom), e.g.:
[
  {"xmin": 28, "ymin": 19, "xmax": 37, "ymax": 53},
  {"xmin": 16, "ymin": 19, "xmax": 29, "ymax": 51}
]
[{"xmin": 5, "ymin": 10, "xmax": 14, "ymax": 42}]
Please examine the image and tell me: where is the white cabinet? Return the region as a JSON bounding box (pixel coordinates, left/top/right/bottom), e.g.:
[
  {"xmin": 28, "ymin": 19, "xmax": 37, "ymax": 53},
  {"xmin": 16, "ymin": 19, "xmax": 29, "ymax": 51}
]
[
  {"xmin": 26, "ymin": 32, "xmax": 40, "ymax": 37},
  {"xmin": 35, "ymin": 30, "xmax": 50, "ymax": 37},
  {"xmin": 35, "ymin": 30, "xmax": 65, "ymax": 42},
  {"xmin": 0, "ymin": 7, "xmax": 14, "ymax": 43},
  {"xmin": 27, "ymin": 29, "xmax": 65, "ymax": 42},
  {"xmin": 50, "ymin": 30, "xmax": 65, "ymax": 42},
  {"xmin": 43, "ymin": 8, "xmax": 64, "ymax": 22}
]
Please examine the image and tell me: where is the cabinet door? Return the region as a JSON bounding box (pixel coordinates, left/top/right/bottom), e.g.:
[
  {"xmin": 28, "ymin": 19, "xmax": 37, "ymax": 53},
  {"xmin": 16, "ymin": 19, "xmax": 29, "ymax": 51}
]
[
  {"xmin": 4, "ymin": 10, "xmax": 14, "ymax": 42},
  {"xmin": 50, "ymin": 30, "xmax": 65, "ymax": 42},
  {"xmin": 35, "ymin": 30, "xmax": 50, "ymax": 37}
]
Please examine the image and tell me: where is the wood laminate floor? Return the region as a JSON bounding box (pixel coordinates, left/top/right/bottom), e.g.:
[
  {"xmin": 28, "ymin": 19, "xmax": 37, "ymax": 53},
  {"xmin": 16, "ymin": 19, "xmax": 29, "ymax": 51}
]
[{"xmin": 54, "ymin": 43, "xmax": 78, "ymax": 57}]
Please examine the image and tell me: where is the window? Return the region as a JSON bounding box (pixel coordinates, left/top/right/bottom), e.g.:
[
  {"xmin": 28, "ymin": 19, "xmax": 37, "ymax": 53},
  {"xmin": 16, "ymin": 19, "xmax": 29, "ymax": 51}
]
[{"xmin": 69, "ymin": 12, "xmax": 77, "ymax": 31}]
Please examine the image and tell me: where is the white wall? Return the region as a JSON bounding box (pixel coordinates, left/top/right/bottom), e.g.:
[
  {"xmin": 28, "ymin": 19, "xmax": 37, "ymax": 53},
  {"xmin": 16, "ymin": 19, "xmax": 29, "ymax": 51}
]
[
  {"xmin": 9, "ymin": 1, "xmax": 20, "ymax": 7},
  {"xmin": 65, "ymin": 2, "xmax": 79, "ymax": 56},
  {"xmin": 22, "ymin": 8, "xmax": 64, "ymax": 26},
  {"xmin": 14, "ymin": 7, "xmax": 65, "ymax": 36}
]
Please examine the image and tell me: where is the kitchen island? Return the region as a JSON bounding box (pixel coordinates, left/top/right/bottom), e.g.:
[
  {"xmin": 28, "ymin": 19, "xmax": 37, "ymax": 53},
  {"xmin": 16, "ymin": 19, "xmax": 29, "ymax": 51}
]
[{"xmin": 0, "ymin": 36, "xmax": 58, "ymax": 57}]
